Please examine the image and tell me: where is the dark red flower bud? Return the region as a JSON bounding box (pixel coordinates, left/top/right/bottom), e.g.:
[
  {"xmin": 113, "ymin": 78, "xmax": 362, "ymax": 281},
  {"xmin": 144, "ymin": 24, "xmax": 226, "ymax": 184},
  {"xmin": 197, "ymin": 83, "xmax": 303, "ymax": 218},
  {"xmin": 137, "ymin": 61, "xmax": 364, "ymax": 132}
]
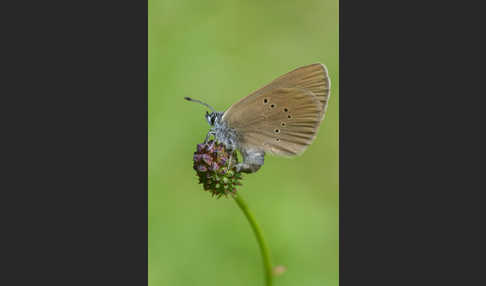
[{"xmin": 192, "ymin": 140, "xmax": 243, "ymax": 198}]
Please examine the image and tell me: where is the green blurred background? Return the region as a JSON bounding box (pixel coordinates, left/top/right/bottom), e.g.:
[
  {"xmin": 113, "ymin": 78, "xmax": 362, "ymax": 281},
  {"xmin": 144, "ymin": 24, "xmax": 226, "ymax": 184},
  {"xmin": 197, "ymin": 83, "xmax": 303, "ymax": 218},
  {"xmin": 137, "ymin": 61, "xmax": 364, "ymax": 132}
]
[{"xmin": 149, "ymin": 0, "xmax": 338, "ymax": 285}]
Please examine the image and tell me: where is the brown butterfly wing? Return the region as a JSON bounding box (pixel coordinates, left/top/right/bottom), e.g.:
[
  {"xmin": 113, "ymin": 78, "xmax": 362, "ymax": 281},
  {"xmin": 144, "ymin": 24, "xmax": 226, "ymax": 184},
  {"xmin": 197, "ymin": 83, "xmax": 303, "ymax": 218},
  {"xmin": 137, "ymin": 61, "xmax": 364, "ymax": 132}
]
[
  {"xmin": 223, "ymin": 63, "xmax": 330, "ymax": 121},
  {"xmin": 223, "ymin": 86, "xmax": 322, "ymax": 156},
  {"xmin": 222, "ymin": 64, "xmax": 329, "ymax": 156},
  {"xmin": 268, "ymin": 63, "xmax": 330, "ymax": 119}
]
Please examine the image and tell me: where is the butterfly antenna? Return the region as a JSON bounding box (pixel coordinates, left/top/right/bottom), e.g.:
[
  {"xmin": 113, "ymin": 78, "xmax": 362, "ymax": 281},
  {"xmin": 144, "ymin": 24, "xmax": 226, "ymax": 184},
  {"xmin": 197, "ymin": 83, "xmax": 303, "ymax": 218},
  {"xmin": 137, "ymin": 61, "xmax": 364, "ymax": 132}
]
[{"xmin": 184, "ymin": 97, "xmax": 216, "ymax": 112}]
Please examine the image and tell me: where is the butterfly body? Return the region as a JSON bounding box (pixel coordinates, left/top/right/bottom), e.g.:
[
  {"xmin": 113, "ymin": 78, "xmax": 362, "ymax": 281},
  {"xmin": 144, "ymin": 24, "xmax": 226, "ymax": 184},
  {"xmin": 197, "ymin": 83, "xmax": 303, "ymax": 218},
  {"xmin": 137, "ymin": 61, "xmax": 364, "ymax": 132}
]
[
  {"xmin": 206, "ymin": 111, "xmax": 238, "ymax": 151},
  {"xmin": 187, "ymin": 63, "xmax": 330, "ymax": 174},
  {"xmin": 206, "ymin": 111, "xmax": 265, "ymax": 173}
]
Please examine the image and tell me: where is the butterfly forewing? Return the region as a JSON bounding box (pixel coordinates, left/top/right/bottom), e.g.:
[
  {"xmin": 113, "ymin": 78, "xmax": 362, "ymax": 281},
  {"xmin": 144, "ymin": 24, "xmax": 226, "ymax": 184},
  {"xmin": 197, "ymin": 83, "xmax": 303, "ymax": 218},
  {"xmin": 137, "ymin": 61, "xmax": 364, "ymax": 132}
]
[
  {"xmin": 223, "ymin": 63, "xmax": 330, "ymax": 121},
  {"xmin": 268, "ymin": 63, "xmax": 330, "ymax": 119}
]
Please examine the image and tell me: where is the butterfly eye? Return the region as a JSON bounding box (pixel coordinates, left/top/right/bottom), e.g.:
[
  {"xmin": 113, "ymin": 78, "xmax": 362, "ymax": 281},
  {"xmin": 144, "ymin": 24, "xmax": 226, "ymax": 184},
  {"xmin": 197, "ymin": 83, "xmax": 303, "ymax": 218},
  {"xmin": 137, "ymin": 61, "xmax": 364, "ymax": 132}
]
[
  {"xmin": 284, "ymin": 108, "xmax": 288, "ymax": 112},
  {"xmin": 281, "ymin": 122, "xmax": 286, "ymax": 127},
  {"xmin": 287, "ymin": 115, "xmax": 292, "ymax": 119},
  {"xmin": 276, "ymin": 138, "xmax": 280, "ymax": 142},
  {"xmin": 263, "ymin": 98, "xmax": 268, "ymax": 104},
  {"xmin": 270, "ymin": 104, "xmax": 275, "ymax": 108},
  {"xmin": 274, "ymin": 129, "xmax": 280, "ymax": 133}
]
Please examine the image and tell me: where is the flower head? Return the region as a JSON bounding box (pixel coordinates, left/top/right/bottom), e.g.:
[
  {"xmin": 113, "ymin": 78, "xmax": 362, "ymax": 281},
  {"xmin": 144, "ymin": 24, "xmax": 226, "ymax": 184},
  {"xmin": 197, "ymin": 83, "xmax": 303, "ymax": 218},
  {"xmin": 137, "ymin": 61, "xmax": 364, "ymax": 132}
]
[{"xmin": 193, "ymin": 140, "xmax": 242, "ymax": 198}]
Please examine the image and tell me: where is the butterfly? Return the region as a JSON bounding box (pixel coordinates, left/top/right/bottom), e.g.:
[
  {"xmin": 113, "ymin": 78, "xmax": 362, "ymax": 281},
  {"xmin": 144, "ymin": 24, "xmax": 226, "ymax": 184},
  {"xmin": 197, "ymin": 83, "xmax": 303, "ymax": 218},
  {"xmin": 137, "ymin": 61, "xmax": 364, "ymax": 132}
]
[{"xmin": 185, "ymin": 63, "xmax": 330, "ymax": 173}]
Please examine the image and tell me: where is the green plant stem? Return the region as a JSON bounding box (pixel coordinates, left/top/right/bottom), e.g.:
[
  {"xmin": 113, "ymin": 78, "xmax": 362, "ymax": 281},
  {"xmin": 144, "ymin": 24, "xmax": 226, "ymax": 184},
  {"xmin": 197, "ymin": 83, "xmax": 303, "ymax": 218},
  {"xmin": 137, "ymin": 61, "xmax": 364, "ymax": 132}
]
[{"xmin": 234, "ymin": 194, "xmax": 273, "ymax": 286}]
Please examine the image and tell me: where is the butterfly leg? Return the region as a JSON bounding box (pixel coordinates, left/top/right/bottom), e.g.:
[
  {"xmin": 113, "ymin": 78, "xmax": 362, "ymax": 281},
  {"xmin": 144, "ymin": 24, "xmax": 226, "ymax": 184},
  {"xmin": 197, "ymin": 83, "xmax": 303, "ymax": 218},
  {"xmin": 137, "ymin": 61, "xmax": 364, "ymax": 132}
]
[
  {"xmin": 235, "ymin": 149, "xmax": 264, "ymax": 173},
  {"xmin": 224, "ymin": 151, "xmax": 234, "ymax": 173},
  {"xmin": 204, "ymin": 130, "xmax": 215, "ymax": 143}
]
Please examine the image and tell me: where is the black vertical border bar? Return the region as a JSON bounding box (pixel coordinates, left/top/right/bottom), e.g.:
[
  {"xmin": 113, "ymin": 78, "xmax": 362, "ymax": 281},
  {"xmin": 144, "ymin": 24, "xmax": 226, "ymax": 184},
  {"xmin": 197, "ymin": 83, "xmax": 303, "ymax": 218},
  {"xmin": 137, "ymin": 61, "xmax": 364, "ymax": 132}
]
[
  {"xmin": 338, "ymin": 0, "xmax": 481, "ymax": 284},
  {"xmin": 340, "ymin": 0, "xmax": 409, "ymax": 285},
  {"xmin": 1, "ymin": 1, "xmax": 148, "ymax": 285},
  {"xmin": 92, "ymin": 1, "xmax": 149, "ymax": 284}
]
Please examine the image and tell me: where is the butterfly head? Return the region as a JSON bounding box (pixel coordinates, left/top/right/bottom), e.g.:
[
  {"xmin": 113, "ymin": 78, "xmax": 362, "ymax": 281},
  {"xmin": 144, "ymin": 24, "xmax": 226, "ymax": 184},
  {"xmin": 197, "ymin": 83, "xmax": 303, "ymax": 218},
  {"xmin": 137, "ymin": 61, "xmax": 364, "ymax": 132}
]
[
  {"xmin": 205, "ymin": 111, "xmax": 225, "ymax": 127},
  {"xmin": 205, "ymin": 111, "xmax": 216, "ymax": 126}
]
